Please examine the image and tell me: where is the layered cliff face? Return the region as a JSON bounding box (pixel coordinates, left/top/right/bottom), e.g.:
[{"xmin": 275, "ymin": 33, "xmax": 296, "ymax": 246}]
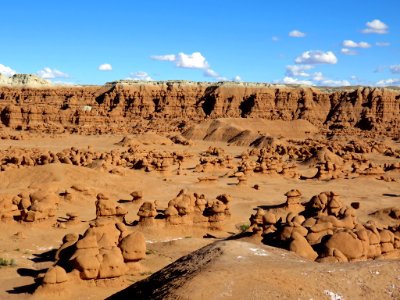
[{"xmin": 0, "ymin": 81, "xmax": 399, "ymax": 135}]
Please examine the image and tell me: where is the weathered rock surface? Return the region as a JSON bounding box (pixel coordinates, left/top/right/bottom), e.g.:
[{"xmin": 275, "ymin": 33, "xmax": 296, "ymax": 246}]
[{"xmin": 0, "ymin": 81, "xmax": 399, "ymax": 135}]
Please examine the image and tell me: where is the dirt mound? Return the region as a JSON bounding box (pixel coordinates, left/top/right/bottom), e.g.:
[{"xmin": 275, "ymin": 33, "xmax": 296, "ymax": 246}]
[
  {"xmin": 304, "ymin": 147, "xmax": 344, "ymax": 166},
  {"xmin": 116, "ymin": 133, "xmax": 173, "ymax": 147},
  {"xmin": 183, "ymin": 118, "xmax": 318, "ymax": 146},
  {"xmin": 108, "ymin": 239, "xmax": 400, "ymax": 300}
]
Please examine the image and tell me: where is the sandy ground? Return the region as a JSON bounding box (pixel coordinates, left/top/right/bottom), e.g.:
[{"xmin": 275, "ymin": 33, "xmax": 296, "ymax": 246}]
[{"xmin": 0, "ymin": 131, "xmax": 399, "ymax": 299}]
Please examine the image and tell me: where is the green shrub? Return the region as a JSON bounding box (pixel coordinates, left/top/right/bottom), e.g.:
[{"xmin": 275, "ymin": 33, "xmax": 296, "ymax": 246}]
[
  {"xmin": 0, "ymin": 258, "xmax": 16, "ymax": 267},
  {"xmin": 239, "ymin": 224, "xmax": 250, "ymax": 232}
]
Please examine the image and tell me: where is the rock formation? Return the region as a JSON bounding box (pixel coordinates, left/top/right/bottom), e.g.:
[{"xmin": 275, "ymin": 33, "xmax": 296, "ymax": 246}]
[
  {"xmin": 40, "ymin": 218, "xmax": 147, "ymax": 289},
  {"xmin": 135, "ymin": 189, "xmax": 232, "ymax": 230},
  {"xmin": 0, "ymin": 81, "xmax": 399, "ymax": 136},
  {"xmin": 249, "ymin": 190, "xmax": 400, "ymax": 262}
]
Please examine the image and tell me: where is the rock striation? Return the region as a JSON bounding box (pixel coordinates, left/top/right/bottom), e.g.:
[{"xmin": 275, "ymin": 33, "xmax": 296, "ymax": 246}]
[{"xmin": 0, "ymin": 81, "xmax": 399, "ymax": 136}]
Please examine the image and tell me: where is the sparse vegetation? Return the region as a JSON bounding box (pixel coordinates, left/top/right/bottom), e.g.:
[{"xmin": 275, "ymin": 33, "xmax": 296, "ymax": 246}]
[
  {"xmin": 0, "ymin": 258, "xmax": 16, "ymax": 267},
  {"xmin": 140, "ymin": 271, "xmax": 153, "ymax": 276},
  {"xmin": 239, "ymin": 224, "xmax": 250, "ymax": 232}
]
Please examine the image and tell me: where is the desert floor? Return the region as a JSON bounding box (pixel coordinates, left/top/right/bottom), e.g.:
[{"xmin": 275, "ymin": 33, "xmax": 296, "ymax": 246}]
[{"xmin": 0, "ymin": 129, "xmax": 399, "ymax": 300}]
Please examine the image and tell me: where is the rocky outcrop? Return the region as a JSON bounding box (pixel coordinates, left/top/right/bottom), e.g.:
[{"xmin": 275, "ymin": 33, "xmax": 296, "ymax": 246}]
[
  {"xmin": 0, "ymin": 74, "xmax": 51, "ymax": 87},
  {"xmin": 249, "ymin": 190, "xmax": 400, "ymax": 262},
  {"xmin": 0, "ymin": 81, "xmax": 399, "ymax": 135},
  {"xmin": 136, "ymin": 189, "xmax": 232, "ymax": 230}
]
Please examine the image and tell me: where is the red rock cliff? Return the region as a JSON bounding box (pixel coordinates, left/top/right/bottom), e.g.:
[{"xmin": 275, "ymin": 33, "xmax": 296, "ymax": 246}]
[{"xmin": 0, "ymin": 81, "xmax": 399, "ymax": 135}]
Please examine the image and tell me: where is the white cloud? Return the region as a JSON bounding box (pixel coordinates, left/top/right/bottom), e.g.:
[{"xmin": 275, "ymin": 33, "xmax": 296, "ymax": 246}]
[
  {"xmin": 152, "ymin": 51, "xmax": 233, "ymax": 80},
  {"xmin": 233, "ymin": 75, "xmax": 242, "ymax": 82},
  {"xmin": 37, "ymin": 67, "xmax": 68, "ymax": 79},
  {"xmin": 0, "ymin": 64, "xmax": 16, "ymax": 76},
  {"xmin": 374, "ymin": 66, "xmax": 385, "ymax": 73},
  {"xmin": 295, "ymin": 50, "xmax": 338, "ymax": 64},
  {"xmin": 320, "ymin": 79, "xmax": 350, "ymax": 86},
  {"xmin": 152, "ymin": 52, "xmax": 209, "ymax": 69},
  {"xmin": 312, "ymin": 72, "xmax": 324, "ymax": 81},
  {"xmin": 362, "ymin": 19, "xmax": 388, "ymax": 34},
  {"xmin": 310, "ymin": 72, "xmax": 350, "ymax": 86},
  {"xmin": 98, "ymin": 63, "xmax": 112, "ymax": 71},
  {"xmin": 203, "ymin": 68, "xmax": 219, "ymax": 78},
  {"xmin": 282, "ymin": 76, "xmax": 313, "ymax": 85},
  {"xmin": 342, "ymin": 40, "xmax": 371, "ymax": 48},
  {"xmin": 389, "ymin": 65, "xmax": 400, "ymax": 74},
  {"xmin": 52, "ymin": 81, "xmax": 76, "ymax": 86},
  {"xmin": 175, "ymin": 52, "xmax": 209, "ymax": 69},
  {"xmin": 350, "ymin": 75, "xmax": 358, "ymax": 81},
  {"xmin": 341, "ymin": 48, "xmax": 357, "ymax": 55},
  {"xmin": 289, "ymin": 30, "xmax": 306, "ymax": 38},
  {"xmin": 271, "ymin": 36, "xmax": 279, "ymax": 42},
  {"xmin": 280, "ymin": 70, "xmax": 350, "ymax": 87},
  {"xmin": 127, "ymin": 71, "xmax": 153, "ymax": 81},
  {"xmin": 376, "ymin": 42, "xmax": 390, "ymax": 47},
  {"xmin": 286, "ymin": 65, "xmax": 314, "ymax": 77},
  {"xmin": 376, "ymin": 78, "xmax": 400, "ymax": 86},
  {"xmin": 151, "ymin": 54, "xmax": 176, "ymax": 62}
]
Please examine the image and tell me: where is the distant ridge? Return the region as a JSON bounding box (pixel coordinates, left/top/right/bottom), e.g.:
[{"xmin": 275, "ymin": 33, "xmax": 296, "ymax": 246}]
[{"xmin": 0, "ymin": 73, "xmax": 51, "ymax": 87}]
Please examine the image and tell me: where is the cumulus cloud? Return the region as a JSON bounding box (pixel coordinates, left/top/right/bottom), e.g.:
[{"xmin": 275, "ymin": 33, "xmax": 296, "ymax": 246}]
[
  {"xmin": 286, "ymin": 65, "xmax": 314, "ymax": 77},
  {"xmin": 127, "ymin": 71, "xmax": 153, "ymax": 81},
  {"xmin": 37, "ymin": 67, "xmax": 68, "ymax": 79},
  {"xmin": 390, "ymin": 65, "xmax": 400, "ymax": 74},
  {"xmin": 281, "ymin": 70, "xmax": 350, "ymax": 87},
  {"xmin": 233, "ymin": 75, "xmax": 242, "ymax": 82},
  {"xmin": 152, "ymin": 51, "xmax": 235, "ymax": 81},
  {"xmin": 282, "ymin": 76, "xmax": 313, "ymax": 85},
  {"xmin": 203, "ymin": 68, "xmax": 219, "ymax": 78},
  {"xmin": 98, "ymin": 63, "xmax": 112, "ymax": 71},
  {"xmin": 319, "ymin": 79, "xmax": 350, "ymax": 86},
  {"xmin": 289, "ymin": 30, "xmax": 306, "ymax": 38},
  {"xmin": 152, "ymin": 52, "xmax": 209, "ymax": 69},
  {"xmin": 0, "ymin": 64, "xmax": 16, "ymax": 77},
  {"xmin": 151, "ymin": 54, "xmax": 176, "ymax": 62},
  {"xmin": 376, "ymin": 78, "xmax": 400, "ymax": 86},
  {"xmin": 342, "ymin": 40, "xmax": 371, "ymax": 48},
  {"xmin": 312, "ymin": 72, "xmax": 324, "ymax": 81},
  {"xmin": 376, "ymin": 42, "xmax": 390, "ymax": 47},
  {"xmin": 176, "ymin": 52, "xmax": 209, "ymax": 69},
  {"xmin": 295, "ymin": 50, "xmax": 338, "ymax": 64},
  {"xmin": 362, "ymin": 19, "xmax": 388, "ymax": 34},
  {"xmin": 341, "ymin": 48, "xmax": 357, "ymax": 55}
]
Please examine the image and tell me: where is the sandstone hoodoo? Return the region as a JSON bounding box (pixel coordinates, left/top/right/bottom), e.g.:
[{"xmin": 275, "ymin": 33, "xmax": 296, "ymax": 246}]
[
  {"xmin": 135, "ymin": 189, "xmax": 232, "ymax": 230},
  {"xmin": 41, "ymin": 219, "xmax": 147, "ymax": 286},
  {"xmin": 0, "ymin": 80, "xmax": 399, "ymax": 300},
  {"xmin": 249, "ymin": 190, "xmax": 400, "ymax": 262}
]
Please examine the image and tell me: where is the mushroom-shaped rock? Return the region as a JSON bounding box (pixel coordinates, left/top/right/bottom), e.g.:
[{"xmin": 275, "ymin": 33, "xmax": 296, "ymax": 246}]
[
  {"xmin": 43, "ymin": 266, "xmax": 68, "ymax": 284},
  {"xmin": 98, "ymin": 251, "xmax": 127, "ymax": 279},
  {"xmin": 285, "ymin": 189, "xmax": 302, "ymax": 205},
  {"xmin": 325, "ymin": 231, "xmax": 364, "ymax": 260},
  {"xmin": 119, "ymin": 232, "xmax": 146, "ymax": 262},
  {"xmin": 137, "ymin": 202, "xmax": 157, "ymax": 218},
  {"xmin": 263, "ymin": 211, "xmax": 277, "ymax": 225},
  {"xmin": 130, "ymin": 191, "xmax": 143, "ymax": 201},
  {"xmin": 73, "ymin": 254, "xmax": 100, "ymax": 280},
  {"xmin": 289, "ymin": 232, "xmax": 318, "ymax": 261}
]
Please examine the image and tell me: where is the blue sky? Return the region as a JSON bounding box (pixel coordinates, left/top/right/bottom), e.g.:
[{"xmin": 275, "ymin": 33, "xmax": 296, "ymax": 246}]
[{"xmin": 0, "ymin": 0, "xmax": 399, "ymax": 86}]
